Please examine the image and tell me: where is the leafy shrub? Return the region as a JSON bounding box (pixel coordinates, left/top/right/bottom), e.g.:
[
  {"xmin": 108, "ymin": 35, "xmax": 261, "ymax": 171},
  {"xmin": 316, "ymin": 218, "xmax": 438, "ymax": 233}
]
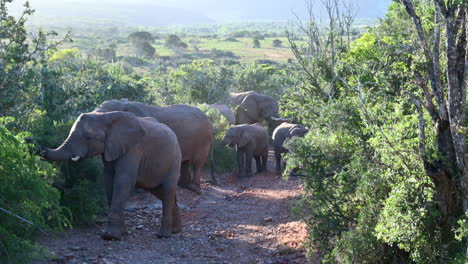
[
  {"xmin": 168, "ymin": 59, "xmax": 234, "ymax": 104},
  {"xmin": 0, "ymin": 118, "xmax": 70, "ymax": 264},
  {"xmin": 121, "ymin": 56, "xmax": 150, "ymax": 67},
  {"xmin": 210, "ymin": 48, "xmax": 238, "ymax": 59},
  {"xmin": 197, "ymin": 104, "xmax": 237, "ymax": 173}
]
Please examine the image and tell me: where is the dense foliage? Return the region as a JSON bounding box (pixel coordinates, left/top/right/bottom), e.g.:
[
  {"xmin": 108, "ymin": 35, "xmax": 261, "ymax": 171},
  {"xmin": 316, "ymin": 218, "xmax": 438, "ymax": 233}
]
[
  {"xmin": 283, "ymin": 0, "xmax": 467, "ymax": 263},
  {"xmin": 0, "ymin": 119, "xmax": 70, "ymax": 264}
]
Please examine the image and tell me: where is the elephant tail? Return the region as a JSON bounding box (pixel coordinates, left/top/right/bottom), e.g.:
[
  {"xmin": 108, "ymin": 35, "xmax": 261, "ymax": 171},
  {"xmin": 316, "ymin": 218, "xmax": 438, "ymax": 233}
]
[{"xmin": 209, "ymin": 144, "xmax": 217, "ymax": 185}]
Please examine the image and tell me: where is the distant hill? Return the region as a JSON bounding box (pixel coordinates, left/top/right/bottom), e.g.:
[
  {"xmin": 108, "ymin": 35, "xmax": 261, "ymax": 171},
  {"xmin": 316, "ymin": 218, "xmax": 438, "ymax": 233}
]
[{"xmin": 9, "ymin": 0, "xmax": 391, "ymax": 27}]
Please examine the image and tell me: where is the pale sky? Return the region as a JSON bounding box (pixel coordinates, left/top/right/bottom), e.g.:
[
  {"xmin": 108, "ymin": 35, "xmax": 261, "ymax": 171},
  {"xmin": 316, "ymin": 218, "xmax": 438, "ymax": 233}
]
[{"xmin": 10, "ymin": 0, "xmax": 391, "ymax": 23}]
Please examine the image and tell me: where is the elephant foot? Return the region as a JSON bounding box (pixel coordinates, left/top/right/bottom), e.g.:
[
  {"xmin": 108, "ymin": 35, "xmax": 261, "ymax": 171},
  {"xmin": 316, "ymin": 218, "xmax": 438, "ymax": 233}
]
[
  {"xmin": 101, "ymin": 232, "xmax": 121, "ymax": 241},
  {"xmin": 157, "ymin": 228, "xmax": 172, "ymax": 238},
  {"xmin": 101, "ymin": 229, "xmax": 124, "ymax": 240},
  {"xmin": 101, "ymin": 222, "xmax": 126, "ymax": 240},
  {"xmin": 172, "ymin": 224, "xmax": 182, "ymax": 234},
  {"xmin": 182, "ymin": 183, "xmax": 201, "ymax": 194}
]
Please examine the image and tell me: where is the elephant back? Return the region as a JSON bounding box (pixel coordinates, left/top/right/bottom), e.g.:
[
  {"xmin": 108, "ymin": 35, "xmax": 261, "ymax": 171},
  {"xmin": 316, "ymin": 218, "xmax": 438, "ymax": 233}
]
[
  {"xmin": 97, "ymin": 100, "xmax": 214, "ymax": 162},
  {"xmin": 228, "ymin": 91, "xmax": 258, "ymax": 106}
]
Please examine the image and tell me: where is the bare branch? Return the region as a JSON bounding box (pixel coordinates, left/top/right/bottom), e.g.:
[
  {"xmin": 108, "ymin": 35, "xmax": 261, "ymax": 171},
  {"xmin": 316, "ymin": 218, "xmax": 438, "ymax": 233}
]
[{"xmin": 401, "ymin": 0, "xmax": 448, "ymax": 122}]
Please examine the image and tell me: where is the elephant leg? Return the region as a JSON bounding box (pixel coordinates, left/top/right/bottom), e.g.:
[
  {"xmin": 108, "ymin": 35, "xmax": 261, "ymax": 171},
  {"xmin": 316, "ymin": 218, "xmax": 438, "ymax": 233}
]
[
  {"xmin": 151, "ymin": 187, "xmax": 182, "ymax": 235},
  {"xmin": 150, "ymin": 185, "xmax": 178, "ymax": 238},
  {"xmin": 262, "ymin": 152, "xmax": 268, "ymax": 173},
  {"xmin": 237, "ymin": 149, "xmax": 246, "ymax": 178},
  {"xmin": 245, "ymin": 152, "xmax": 254, "ymax": 177},
  {"xmin": 103, "ymin": 160, "xmax": 115, "ymax": 207},
  {"xmin": 275, "ymin": 150, "xmax": 282, "ymax": 175},
  {"xmin": 188, "ymin": 162, "xmax": 203, "ymax": 194},
  {"xmin": 255, "ymin": 156, "xmax": 262, "ymax": 174},
  {"xmin": 178, "ymin": 160, "xmax": 191, "ymax": 187},
  {"xmin": 102, "ymin": 162, "xmax": 136, "ymax": 240}
]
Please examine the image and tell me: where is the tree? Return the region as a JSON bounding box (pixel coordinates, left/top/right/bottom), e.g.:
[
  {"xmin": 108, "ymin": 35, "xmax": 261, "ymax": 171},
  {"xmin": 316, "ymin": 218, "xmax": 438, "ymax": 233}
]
[
  {"xmin": 128, "ymin": 31, "xmax": 154, "ymax": 43},
  {"xmin": 272, "ymin": 39, "xmax": 282, "ymax": 47},
  {"xmin": 165, "ymin": 34, "xmax": 188, "ymax": 50},
  {"xmin": 128, "ymin": 31, "xmax": 155, "ymax": 58},
  {"xmin": 253, "ymin": 38, "xmax": 261, "ymax": 48},
  {"xmin": 140, "ymin": 41, "xmax": 155, "ymax": 58},
  {"xmin": 399, "ymin": 0, "xmax": 467, "ymax": 257}
]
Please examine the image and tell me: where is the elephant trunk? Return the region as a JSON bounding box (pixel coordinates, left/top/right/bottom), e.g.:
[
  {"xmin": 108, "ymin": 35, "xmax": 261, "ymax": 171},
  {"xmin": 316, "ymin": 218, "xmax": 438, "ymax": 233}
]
[{"xmin": 44, "ymin": 141, "xmax": 76, "ymax": 161}]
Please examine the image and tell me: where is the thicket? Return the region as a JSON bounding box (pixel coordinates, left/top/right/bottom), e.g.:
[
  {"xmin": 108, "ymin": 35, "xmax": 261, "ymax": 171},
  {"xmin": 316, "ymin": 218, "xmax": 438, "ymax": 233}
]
[
  {"xmin": 282, "ymin": 0, "xmax": 467, "ymax": 263},
  {"xmin": 0, "ymin": 118, "xmax": 71, "ymax": 264}
]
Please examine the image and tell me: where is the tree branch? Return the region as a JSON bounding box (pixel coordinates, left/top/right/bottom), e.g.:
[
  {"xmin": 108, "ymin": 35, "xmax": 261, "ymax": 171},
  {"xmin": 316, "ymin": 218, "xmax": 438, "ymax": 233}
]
[{"xmin": 402, "ymin": 0, "xmax": 448, "ymax": 122}]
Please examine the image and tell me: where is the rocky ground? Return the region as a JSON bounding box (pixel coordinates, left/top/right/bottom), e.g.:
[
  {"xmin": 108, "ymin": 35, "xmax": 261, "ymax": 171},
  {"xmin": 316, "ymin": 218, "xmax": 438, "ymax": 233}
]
[{"xmin": 35, "ymin": 151, "xmax": 309, "ymax": 264}]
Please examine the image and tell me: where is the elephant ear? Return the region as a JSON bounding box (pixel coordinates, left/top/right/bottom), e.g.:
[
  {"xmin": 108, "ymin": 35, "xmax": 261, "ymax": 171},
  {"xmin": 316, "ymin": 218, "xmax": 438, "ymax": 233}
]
[
  {"xmin": 239, "ymin": 94, "xmax": 260, "ymax": 123},
  {"xmin": 103, "ymin": 111, "xmax": 145, "ymax": 162},
  {"xmin": 289, "ymin": 126, "xmax": 308, "ymax": 138},
  {"xmin": 237, "ymin": 127, "xmax": 250, "ymax": 148}
]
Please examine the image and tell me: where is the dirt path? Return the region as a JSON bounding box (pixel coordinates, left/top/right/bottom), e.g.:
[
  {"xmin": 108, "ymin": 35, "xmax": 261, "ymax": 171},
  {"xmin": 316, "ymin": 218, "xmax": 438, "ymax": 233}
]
[{"xmin": 36, "ymin": 151, "xmax": 308, "ymax": 264}]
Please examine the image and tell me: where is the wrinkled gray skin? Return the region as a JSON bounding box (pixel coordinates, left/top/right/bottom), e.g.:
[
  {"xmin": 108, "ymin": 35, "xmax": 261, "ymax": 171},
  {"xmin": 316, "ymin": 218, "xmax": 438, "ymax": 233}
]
[
  {"xmin": 97, "ymin": 99, "xmax": 214, "ymax": 194},
  {"xmin": 272, "ymin": 122, "xmax": 309, "ymax": 175},
  {"xmin": 44, "ymin": 111, "xmax": 182, "ymax": 240},
  {"xmin": 209, "ymin": 103, "xmax": 235, "ymax": 125},
  {"xmin": 229, "ymin": 91, "xmax": 289, "ymax": 126},
  {"xmin": 222, "ymin": 124, "xmax": 269, "ymax": 178}
]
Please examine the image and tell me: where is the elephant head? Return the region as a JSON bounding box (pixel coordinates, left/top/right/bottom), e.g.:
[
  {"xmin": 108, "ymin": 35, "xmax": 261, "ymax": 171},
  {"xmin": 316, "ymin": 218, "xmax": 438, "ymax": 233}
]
[
  {"xmin": 238, "ymin": 93, "xmax": 277, "ymax": 123},
  {"xmin": 221, "ymin": 125, "xmax": 249, "ymax": 148},
  {"xmin": 289, "ymin": 125, "xmax": 309, "ymax": 138},
  {"xmin": 44, "ymin": 111, "xmax": 145, "ymax": 162}
]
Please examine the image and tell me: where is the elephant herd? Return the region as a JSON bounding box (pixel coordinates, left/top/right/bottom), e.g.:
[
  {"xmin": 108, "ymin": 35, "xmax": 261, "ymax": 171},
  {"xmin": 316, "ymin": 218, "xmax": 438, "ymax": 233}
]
[{"xmin": 42, "ymin": 91, "xmax": 308, "ymax": 240}]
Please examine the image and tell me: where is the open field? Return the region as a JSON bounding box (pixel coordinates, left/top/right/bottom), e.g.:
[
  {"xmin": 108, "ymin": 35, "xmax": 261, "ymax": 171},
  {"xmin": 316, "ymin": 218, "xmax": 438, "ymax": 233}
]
[{"xmin": 110, "ymin": 37, "xmax": 298, "ymax": 63}]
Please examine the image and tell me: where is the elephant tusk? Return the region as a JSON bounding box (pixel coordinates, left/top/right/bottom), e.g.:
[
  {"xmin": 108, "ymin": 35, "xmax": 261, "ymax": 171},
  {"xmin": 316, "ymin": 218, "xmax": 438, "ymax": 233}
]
[
  {"xmin": 71, "ymin": 156, "xmax": 81, "ymax": 161},
  {"xmin": 270, "ymin": 117, "xmax": 292, "ymax": 121}
]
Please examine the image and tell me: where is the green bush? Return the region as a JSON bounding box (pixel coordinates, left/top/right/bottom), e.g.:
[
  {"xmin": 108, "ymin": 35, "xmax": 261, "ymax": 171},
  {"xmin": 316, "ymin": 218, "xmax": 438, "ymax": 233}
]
[
  {"xmin": 197, "ymin": 104, "xmax": 237, "ymax": 173},
  {"xmin": 0, "ymin": 118, "xmax": 70, "ymax": 264}
]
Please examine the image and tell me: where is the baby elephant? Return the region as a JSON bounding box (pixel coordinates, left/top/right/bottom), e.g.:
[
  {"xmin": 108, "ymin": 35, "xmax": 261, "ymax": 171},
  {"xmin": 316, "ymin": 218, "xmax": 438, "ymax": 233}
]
[
  {"xmin": 272, "ymin": 122, "xmax": 309, "ymax": 175},
  {"xmin": 43, "ymin": 111, "xmax": 182, "ymax": 240},
  {"xmin": 222, "ymin": 124, "xmax": 269, "ymax": 178}
]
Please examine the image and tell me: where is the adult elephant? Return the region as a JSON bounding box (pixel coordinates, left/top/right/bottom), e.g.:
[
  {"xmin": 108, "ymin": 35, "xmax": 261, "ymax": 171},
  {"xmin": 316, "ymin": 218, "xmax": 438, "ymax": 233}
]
[
  {"xmin": 43, "ymin": 111, "xmax": 182, "ymax": 240},
  {"xmin": 272, "ymin": 122, "xmax": 309, "ymax": 175},
  {"xmin": 229, "ymin": 91, "xmax": 289, "ymax": 129},
  {"xmin": 96, "ymin": 99, "xmax": 215, "ymax": 194}
]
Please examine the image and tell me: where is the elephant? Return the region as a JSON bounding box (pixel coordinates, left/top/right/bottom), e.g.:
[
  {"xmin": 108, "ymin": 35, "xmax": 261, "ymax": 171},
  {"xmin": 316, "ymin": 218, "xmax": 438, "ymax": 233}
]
[
  {"xmin": 228, "ymin": 91, "xmax": 289, "ymax": 132},
  {"xmin": 209, "ymin": 103, "xmax": 236, "ymax": 125},
  {"xmin": 43, "ymin": 111, "xmax": 182, "ymax": 240},
  {"xmin": 272, "ymin": 122, "xmax": 309, "ymax": 175},
  {"xmin": 222, "ymin": 123, "xmax": 269, "ymax": 178},
  {"xmin": 96, "ymin": 99, "xmax": 215, "ymax": 194},
  {"xmin": 228, "ymin": 91, "xmax": 284, "ymax": 124}
]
